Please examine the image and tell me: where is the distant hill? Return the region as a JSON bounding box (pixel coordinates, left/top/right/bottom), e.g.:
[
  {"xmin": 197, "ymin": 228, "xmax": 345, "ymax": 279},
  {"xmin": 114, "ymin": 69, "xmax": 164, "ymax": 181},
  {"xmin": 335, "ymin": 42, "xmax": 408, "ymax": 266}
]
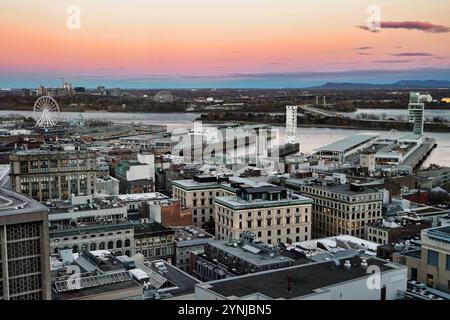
[{"xmin": 308, "ymin": 80, "xmax": 450, "ymax": 90}]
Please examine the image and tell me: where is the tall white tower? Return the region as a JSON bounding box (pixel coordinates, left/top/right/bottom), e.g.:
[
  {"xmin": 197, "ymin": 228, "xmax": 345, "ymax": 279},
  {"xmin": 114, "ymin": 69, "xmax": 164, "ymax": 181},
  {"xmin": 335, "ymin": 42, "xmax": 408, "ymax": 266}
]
[
  {"xmin": 408, "ymin": 92, "xmax": 432, "ymax": 136},
  {"xmin": 286, "ymin": 105, "xmax": 298, "ymax": 144}
]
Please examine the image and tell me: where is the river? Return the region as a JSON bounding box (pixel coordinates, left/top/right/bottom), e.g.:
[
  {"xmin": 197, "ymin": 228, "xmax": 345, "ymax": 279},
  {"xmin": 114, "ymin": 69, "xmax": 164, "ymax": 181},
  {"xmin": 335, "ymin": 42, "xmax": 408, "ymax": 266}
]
[{"xmin": 1, "ymin": 110, "xmax": 449, "ymax": 167}]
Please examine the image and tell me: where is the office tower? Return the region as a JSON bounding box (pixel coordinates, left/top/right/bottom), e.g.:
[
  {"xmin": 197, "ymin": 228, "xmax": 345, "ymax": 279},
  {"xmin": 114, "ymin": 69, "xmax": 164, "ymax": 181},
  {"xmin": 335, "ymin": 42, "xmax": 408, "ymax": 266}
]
[
  {"xmin": 299, "ymin": 183, "xmax": 383, "ymax": 238},
  {"xmin": 408, "ymin": 92, "xmax": 432, "ymax": 136},
  {"xmin": 9, "ymin": 149, "xmax": 97, "ymax": 202},
  {"xmin": 0, "ymin": 188, "xmax": 50, "ymax": 300},
  {"xmin": 286, "ymin": 105, "xmax": 298, "ymax": 144}
]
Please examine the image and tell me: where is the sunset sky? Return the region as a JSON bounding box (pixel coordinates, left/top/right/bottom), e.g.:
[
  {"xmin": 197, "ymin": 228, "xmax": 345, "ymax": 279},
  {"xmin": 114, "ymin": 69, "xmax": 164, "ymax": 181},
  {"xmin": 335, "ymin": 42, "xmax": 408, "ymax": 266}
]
[{"xmin": 1, "ymin": 0, "xmax": 449, "ymax": 88}]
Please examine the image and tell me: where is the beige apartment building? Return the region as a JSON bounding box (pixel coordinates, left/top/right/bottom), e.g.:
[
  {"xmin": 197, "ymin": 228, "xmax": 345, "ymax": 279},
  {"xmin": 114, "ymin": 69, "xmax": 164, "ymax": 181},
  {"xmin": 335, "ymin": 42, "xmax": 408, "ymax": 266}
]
[
  {"xmin": 393, "ymin": 226, "xmax": 450, "ymax": 293},
  {"xmin": 298, "ymin": 183, "xmax": 383, "ymax": 239},
  {"xmin": 172, "ymin": 175, "xmax": 236, "ymax": 228},
  {"xmin": 214, "ymin": 185, "xmax": 313, "ymax": 245}
]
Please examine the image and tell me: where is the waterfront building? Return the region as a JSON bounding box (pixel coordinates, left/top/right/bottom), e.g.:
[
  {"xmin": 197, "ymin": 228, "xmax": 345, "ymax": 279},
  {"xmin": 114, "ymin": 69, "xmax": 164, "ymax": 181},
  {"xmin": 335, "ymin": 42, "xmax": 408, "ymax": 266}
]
[
  {"xmin": 408, "ymin": 92, "xmax": 432, "ymax": 136},
  {"xmin": 314, "ymin": 134, "xmax": 379, "ymax": 162}
]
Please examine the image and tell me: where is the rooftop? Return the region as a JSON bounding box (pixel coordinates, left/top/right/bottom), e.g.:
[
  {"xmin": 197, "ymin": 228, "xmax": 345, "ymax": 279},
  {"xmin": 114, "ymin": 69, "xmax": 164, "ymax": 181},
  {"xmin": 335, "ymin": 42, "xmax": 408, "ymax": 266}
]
[
  {"xmin": 207, "ymin": 239, "xmax": 294, "ymax": 267},
  {"xmin": 13, "ymin": 149, "xmax": 95, "ymax": 156},
  {"xmin": 214, "ymin": 193, "xmax": 312, "ymax": 211},
  {"xmin": 143, "ymin": 259, "xmax": 200, "ymax": 298},
  {"xmin": 174, "ymin": 226, "xmax": 214, "ymax": 247},
  {"xmin": 172, "ymin": 176, "xmax": 272, "ymax": 191},
  {"xmin": 116, "ymin": 192, "xmax": 168, "ymax": 202},
  {"xmin": 134, "ymin": 222, "xmax": 174, "ymax": 236},
  {"xmin": 49, "ymin": 221, "xmax": 138, "ymax": 237},
  {"xmin": 0, "ymin": 187, "xmax": 49, "ymax": 218},
  {"xmin": 315, "ymin": 134, "xmax": 378, "ymax": 153},
  {"xmin": 301, "ymin": 183, "xmax": 381, "ymax": 196},
  {"xmin": 425, "ymin": 226, "xmax": 450, "ymax": 243},
  {"xmin": 197, "ymin": 256, "xmax": 400, "ymax": 299}
]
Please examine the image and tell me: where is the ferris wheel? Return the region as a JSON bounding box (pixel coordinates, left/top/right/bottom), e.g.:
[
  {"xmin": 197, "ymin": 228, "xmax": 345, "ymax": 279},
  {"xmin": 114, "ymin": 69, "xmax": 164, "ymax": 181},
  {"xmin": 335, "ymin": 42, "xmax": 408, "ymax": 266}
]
[{"xmin": 33, "ymin": 96, "xmax": 60, "ymax": 128}]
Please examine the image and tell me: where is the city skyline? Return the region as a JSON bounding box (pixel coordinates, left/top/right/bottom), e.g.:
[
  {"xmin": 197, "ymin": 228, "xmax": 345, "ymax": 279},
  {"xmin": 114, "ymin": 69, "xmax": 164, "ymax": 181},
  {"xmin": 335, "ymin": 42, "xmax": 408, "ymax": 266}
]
[{"xmin": 1, "ymin": 0, "xmax": 450, "ymax": 88}]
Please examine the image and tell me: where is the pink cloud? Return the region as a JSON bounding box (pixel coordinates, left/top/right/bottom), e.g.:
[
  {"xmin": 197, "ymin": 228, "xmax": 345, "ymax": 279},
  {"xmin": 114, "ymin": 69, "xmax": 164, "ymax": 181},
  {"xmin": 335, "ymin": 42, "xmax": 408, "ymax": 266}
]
[{"xmin": 357, "ymin": 21, "xmax": 450, "ymax": 33}]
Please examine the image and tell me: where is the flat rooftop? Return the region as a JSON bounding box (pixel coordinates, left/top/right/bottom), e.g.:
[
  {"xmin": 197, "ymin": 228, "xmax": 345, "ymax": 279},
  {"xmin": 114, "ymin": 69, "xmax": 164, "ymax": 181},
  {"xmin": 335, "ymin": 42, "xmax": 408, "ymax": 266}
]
[
  {"xmin": 174, "ymin": 226, "xmax": 214, "ymax": 247},
  {"xmin": 0, "ymin": 187, "xmax": 49, "ymax": 218},
  {"xmin": 116, "ymin": 192, "xmax": 168, "ymax": 202},
  {"xmin": 207, "ymin": 240, "xmax": 294, "ymax": 267},
  {"xmin": 172, "ymin": 176, "xmax": 272, "ymax": 191},
  {"xmin": 315, "ymin": 134, "xmax": 378, "ymax": 153},
  {"xmin": 198, "ymin": 256, "xmax": 398, "ymax": 299},
  {"xmin": 302, "ymin": 183, "xmax": 380, "ymax": 196},
  {"xmin": 13, "ymin": 149, "xmax": 94, "ymax": 156},
  {"xmin": 214, "ymin": 194, "xmax": 312, "ymax": 211},
  {"xmin": 144, "ymin": 260, "xmax": 200, "ymax": 297},
  {"xmin": 399, "ymin": 133, "xmax": 423, "ymax": 141},
  {"xmin": 425, "ymin": 226, "xmax": 450, "ymax": 243},
  {"xmin": 49, "ymin": 221, "xmax": 138, "ymax": 237}
]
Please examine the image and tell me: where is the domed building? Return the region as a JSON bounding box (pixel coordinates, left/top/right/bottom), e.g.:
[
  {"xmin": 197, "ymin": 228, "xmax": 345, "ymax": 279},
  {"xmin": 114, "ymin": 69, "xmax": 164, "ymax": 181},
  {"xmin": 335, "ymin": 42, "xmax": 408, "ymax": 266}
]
[{"xmin": 154, "ymin": 91, "xmax": 174, "ymax": 103}]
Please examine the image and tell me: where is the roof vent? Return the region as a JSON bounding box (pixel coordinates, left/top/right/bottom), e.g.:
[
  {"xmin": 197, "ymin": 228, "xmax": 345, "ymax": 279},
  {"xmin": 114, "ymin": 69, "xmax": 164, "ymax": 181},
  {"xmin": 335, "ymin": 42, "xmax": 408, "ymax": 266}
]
[
  {"xmin": 344, "ymin": 260, "xmax": 351, "ymax": 270},
  {"xmin": 361, "ymin": 259, "xmax": 368, "ymax": 270}
]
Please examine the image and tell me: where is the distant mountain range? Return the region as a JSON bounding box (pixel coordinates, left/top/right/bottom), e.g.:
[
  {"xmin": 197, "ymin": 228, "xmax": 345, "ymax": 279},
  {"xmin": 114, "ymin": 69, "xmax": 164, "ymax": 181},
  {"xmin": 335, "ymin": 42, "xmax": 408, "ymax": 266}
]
[{"xmin": 308, "ymin": 80, "xmax": 450, "ymax": 90}]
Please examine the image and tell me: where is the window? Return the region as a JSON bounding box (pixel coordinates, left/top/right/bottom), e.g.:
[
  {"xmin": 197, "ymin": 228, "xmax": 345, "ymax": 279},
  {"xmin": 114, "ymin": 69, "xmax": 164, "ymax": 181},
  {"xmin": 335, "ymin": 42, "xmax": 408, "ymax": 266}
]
[
  {"xmin": 428, "ymin": 250, "xmax": 439, "ymax": 267},
  {"xmin": 411, "ymin": 268, "xmax": 418, "ymax": 281},
  {"xmin": 426, "ymin": 274, "xmax": 434, "ymax": 288},
  {"xmin": 447, "ymin": 255, "xmax": 450, "ymax": 271}
]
